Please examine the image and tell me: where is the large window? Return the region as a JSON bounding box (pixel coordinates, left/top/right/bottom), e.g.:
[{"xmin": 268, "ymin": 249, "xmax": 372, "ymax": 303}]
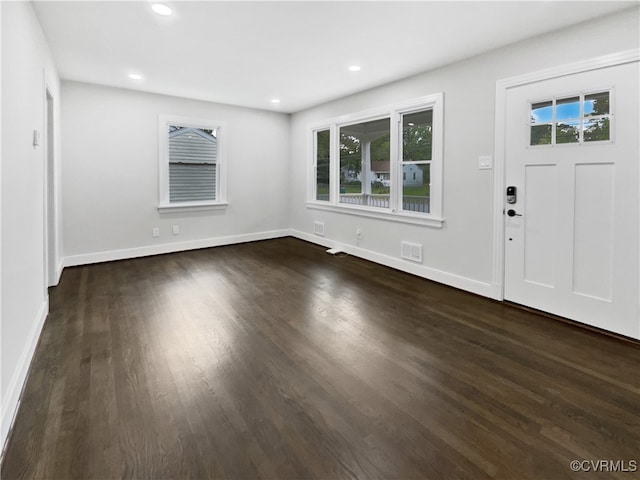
[
  {"xmin": 158, "ymin": 115, "xmax": 227, "ymax": 212},
  {"xmin": 307, "ymin": 94, "xmax": 443, "ymax": 227}
]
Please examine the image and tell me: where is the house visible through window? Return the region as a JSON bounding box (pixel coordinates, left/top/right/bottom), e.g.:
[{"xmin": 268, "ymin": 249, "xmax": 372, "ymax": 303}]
[
  {"xmin": 158, "ymin": 114, "xmax": 227, "ymax": 212},
  {"xmin": 168, "ymin": 126, "xmax": 217, "ymax": 202}
]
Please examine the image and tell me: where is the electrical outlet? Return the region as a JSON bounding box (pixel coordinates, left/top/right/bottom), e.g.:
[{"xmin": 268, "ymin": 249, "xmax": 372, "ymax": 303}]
[
  {"xmin": 152, "ymin": 227, "xmax": 160, "ymax": 238},
  {"xmin": 172, "ymin": 225, "xmax": 179, "ymax": 235}
]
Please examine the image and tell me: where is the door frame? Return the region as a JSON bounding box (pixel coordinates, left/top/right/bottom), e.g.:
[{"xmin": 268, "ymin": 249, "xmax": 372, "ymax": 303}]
[
  {"xmin": 44, "ymin": 86, "xmax": 56, "ymax": 287},
  {"xmin": 492, "ymin": 48, "xmax": 639, "ymax": 301},
  {"xmin": 42, "ymin": 68, "xmax": 60, "ymax": 289}
]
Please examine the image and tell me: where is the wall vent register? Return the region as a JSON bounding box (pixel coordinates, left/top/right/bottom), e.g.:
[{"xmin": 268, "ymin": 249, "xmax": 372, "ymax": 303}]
[{"xmin": 401, "ymin": 241, "xmax": 423, "ymax": 263}]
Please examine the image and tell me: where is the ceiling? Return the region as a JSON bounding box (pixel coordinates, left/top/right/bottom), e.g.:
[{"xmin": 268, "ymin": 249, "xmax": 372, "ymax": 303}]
[{"xmin": 32, "ymin": 1, "xmax": 635, "ymax": 113}]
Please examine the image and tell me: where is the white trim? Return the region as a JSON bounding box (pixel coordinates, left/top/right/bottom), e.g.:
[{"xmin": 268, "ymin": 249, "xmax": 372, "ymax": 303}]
[
  {"xmin": 158, "ymin": 202, "xmax": 228, "ymax": 214},
  {"xmin": 493, "ymin": 49, "xmax": 640, "ymax": 300},
  {"xmin": 44, "ymin": 78, "xmax": 58, "ymax": 288},
  {"xmin": 53, "ymin": 258, "xmax": 64, "ymax": 286},
  {"xmin": 306, "ymin": 201, "xmax": 444, "ymax": 228},
  {"xmin": 62, "ymin": 229, "xmax": 291, "ymax": 267},
  {"xmin": 291, "ymin": 229, "xmax": 500, "ymax": 299},
  {"xmin": 1, "ymin": 299, "xmax": 49, "ymax": 456}
]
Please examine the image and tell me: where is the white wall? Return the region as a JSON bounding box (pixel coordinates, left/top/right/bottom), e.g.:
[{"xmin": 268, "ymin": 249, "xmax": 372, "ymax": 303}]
[
  {"xmin": 289, "ymin": 7, "xmax": 640, "ymax": 298},
  {"xmin": 1, "ymin": 1, "xmax": 61, "ymax": 451},
  {"xmin": 61, "ymin": 82, "xmax": 291, "ymax": 264}
]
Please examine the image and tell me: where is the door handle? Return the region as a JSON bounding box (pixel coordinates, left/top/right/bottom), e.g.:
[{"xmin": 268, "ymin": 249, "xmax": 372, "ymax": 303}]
[{"xmin": 507, "ymin": 209, "xmax": 522, "ymax": 217}]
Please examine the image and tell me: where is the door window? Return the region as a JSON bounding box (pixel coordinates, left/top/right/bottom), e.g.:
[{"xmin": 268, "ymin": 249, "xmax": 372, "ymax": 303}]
[{"xmin": 529, "ymin": 90, "xmax": 612, "ymax": 146}]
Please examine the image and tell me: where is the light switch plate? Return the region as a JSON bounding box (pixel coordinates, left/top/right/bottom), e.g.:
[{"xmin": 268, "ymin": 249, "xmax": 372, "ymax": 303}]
[{"xmin": 478, "ymin": 155, "xmax": 493, "ymax": 170}]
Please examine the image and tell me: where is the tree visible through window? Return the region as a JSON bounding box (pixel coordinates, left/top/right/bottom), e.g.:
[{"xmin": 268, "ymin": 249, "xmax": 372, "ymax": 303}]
[
  {"xmin": 583, "ymin": 92, "xmax": 610, "ymax": 142},
  {"xmin": 530, "ymin": 90, "xmax": 611, "ymax": 146},
  {"xmin": 315, "ymin": 129, "xmax": 330, "ymax": 201},
  {"xmin": 339, "ymin": 118, "xmax": 390, "ymax": 207}
]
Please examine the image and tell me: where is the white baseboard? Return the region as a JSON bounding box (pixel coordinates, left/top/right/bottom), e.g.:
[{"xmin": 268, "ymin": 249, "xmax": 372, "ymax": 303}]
[
  {"xmin": 62, "ymin": 229, "xmax": 291, "ymax": 268},
  {"xmin": 1, "ymin": 298, "xmax": 49, "ymax": 457},
  {"xmin": 55, "ymin": 259, "xmax": 64, "ymax": 285},
  {"xmin": 291, "ymin": 229, "xmax": 501, "ymax": 300},
  {"xmin": 63, "ymin": 227, "xmax": 501, "ymax": 298},
  {"xmin": 47, "ymin": 258, "xmax": 64, "ymax": 287}
]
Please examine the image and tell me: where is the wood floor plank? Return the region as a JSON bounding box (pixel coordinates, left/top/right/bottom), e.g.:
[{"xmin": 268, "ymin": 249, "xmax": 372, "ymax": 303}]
[{"xmin": 2, "ymin": 237, "xmax": 638, "ymax": 479}]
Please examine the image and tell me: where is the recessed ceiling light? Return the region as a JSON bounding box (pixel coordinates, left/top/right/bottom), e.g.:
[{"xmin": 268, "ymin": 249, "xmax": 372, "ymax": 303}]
[
  {"xmin": 128, "ymin": 73, "xmax": 143, "ymax": 80},
  {"xmin": 271, "ymin": 99, "xmax": 281, "ymax": 104},
  {"xmin": 348, "ymin": 65, "xmax": 361, "ymax": 72},
  {"xmin": 151, "ymin": 3, "xmax": 172, "ymax": 16}
]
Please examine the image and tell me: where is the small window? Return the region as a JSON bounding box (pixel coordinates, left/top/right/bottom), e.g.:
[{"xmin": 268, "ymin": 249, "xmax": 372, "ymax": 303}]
[
  {"xmin": 530, "ymin": 90, "xmax": 611, "ymax": 146},
  {"xmin": 530, "ymin": 100, "xmax": 552, "ymax": 145},
  {"xmin": 401, "ymin": 109, "xmax": 433, "ymax": 214},
  {"xmin": 314, "ymin": 129, "xmax": 330, "ymax": 201},
  {"xmin": 583, "ymin": 92, "xmax": 611, "ymax": 142},
  {"xmin": 159, "ymin": 115, "xmax": 227, "ymax": 211},
  {"xmin": 555, "ymin": 96, "xmax": 580, "ymax": 144}
]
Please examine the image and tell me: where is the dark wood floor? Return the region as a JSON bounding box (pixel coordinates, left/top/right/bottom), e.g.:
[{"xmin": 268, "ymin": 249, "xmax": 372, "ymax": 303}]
[{"xmin": 2, "ymin": 237, "xmax": 638, "ymax": 480}]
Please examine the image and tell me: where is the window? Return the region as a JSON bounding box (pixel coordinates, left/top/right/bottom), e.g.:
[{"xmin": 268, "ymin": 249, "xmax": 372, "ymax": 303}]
[
  {"xmin": 530, "ymin": 90, "xmax": 612, "ymax": 146},
  {"xmin": 583, "ymin": 91, "xmax": 611, "ymax": 142},
  {"xmin": 401, "ymin": 109, "xmax": 432, "ymax": 214},
  {"xmin": 307, "ymin": 93, "xmax": 444, "ymax": 227},
  {"xmin": 158, "ymin": 115, "xmax": 227, "ymax": 212},
  {"xmin": 339, "ymin": 118, "xmax": 391, "ymax": 208},
  {"xmin": 314, "ymin": 129, "xmax": 330, "ymax": 201}
]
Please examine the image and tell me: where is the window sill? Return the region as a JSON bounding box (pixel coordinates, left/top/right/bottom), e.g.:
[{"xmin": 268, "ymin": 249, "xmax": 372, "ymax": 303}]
[
  {"xmin": 158, "ymin": 202, "xmax": 228, "ymax": 214},
  {"xmin": 306, "ymin": 201, "xmax": 444, "ymax": 228}
]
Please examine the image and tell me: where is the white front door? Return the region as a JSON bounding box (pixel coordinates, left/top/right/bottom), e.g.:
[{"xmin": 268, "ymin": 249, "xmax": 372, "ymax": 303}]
[{"xmin": 504, "ymin": 60, "xmax": 639, "ymax": 339}]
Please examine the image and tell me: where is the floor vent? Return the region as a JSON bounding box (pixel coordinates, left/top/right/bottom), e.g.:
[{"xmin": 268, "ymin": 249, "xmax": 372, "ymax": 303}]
[
  {"xmin": 314, "ymin": 221, "xmax": 325, "ymax": 236},
  {"xmin": 401, "ymin": 241, "xmax": 423, "ymax": 263}
]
